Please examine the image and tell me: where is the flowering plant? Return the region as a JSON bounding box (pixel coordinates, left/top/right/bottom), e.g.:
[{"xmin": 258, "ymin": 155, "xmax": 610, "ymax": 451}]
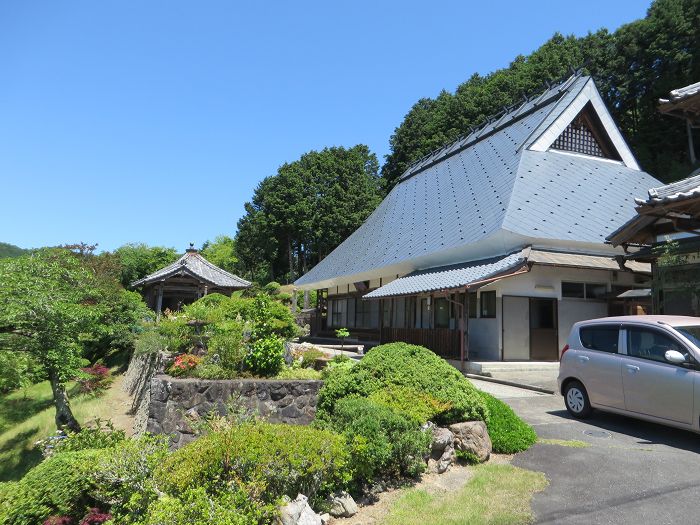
[{"xmin": 168, "ymin": 353, "xmax": 202, "ymax": 376}]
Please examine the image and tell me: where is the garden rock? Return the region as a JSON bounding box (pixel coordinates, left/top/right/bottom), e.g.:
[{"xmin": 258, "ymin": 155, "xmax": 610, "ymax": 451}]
[
  {"xmin": 427, "ymin": 426, "xmax": 456, "ymax": 473},
  {"xmin": 448, "ymin": 421, "xmax": 492, "ymax": 462},
  {"xmin": 328, "ymin": 491, "xmax": 358, "ymax": 518},
  {"xmin": 277, "ymin": 494, "xmax": 322, "ymax": 525}
]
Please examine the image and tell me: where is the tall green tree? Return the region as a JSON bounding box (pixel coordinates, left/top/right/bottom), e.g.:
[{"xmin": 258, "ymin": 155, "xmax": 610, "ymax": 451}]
[
  {"xmin": 113, "ymin": 243, "xmax": 179, "ymax": 288},
  {"xmin": 235, "ymin": 145, "xmax": 381, "ymax": 283},
  {"xmin": 381, "ymin": 0, "xmax": 700, "ymax": 190},
  {"xmin": 201, "ymin": 235, "xmax": 239, "ymax": 274},
  {"xmin": 0, "ymin": 249, "xmax": 149, "ymax": 431}
]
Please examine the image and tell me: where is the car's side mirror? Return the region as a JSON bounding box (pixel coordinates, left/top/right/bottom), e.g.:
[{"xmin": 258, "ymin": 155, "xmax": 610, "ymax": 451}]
[{"xmin": 665, "ymin": 349, "xmax": 687, "ymax": 365}]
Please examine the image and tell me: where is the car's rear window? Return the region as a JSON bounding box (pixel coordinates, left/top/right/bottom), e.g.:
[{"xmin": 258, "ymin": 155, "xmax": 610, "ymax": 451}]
[
  {"xmin": 676, "ymin": 325, "xmax": 700, "ymax": 348},
  {"xmin": 579, "ymin": 326, "xmax": 619, "ymax": 353}
]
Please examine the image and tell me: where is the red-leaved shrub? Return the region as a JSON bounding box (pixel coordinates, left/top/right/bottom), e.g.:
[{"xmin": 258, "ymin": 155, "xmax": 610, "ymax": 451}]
[
  {"xmin": 77, "ymin": 364, "xmax": 111, "ymax": 393},
  {"xmin": 79, "ymin": 508, "xmax": 112, "ymax": 525},
  {"xmin": 44, "ymin": 517, "xmax": 72, "ymax": 525}
]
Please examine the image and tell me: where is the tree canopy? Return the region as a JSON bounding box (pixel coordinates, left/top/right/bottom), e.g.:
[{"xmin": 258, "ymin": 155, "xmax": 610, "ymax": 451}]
[
  {"xmin": 381, "ymin": 0, "xmax": 700, "ymax": 191},
  {"xmin": 0, "ymin": 242, "xmax": 28, "ymax": 259},
  {"xmin": 113, "ymin": 243, "xmax": 179, "ymax": 288},
  {"xmin": 235, "ymin": 145, "xmax": 381, "ymax": 283},
  {"xmin": 0, "ymin": 249, "xmax": 149, "ymax": 430},
  {"xmin": 200, "ymin": 235, "xmax": 239, "ymax": 274}
]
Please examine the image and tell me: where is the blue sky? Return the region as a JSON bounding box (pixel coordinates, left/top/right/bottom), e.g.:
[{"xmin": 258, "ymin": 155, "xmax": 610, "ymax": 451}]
[{"xmin": 0, "ymin": 1, "xmax": 651, "ymax": 252}]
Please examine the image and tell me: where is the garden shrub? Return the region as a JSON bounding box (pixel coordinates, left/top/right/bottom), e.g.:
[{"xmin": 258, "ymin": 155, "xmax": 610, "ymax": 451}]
[
  {"xmin": 0, "ymin": 449, "xmax": 101, "ymax": 525},
  {"xmin": 154, "ymin": 422, "xmax": 350, "ymax": 510},
  {"xmin": 133, "ymin": 330, "xmax": 167, "ymax": 356},
  {"xmin": 76, "ymin": 363, "xmax": 112, "ymax": 394},
  {"xmin": 478, "ymin": 391, "xmax": 537, "ymax": 453},
  {"xmin": 318, "ymin": 343, "xmax": 487, "ymax": 425},
  {"xmin": 320, "ymin": 397, "xmax": 431, "ymax": 486},
  {"xmin": 38, "ymin": 419, "xmax": 126, "ymax": 458},
  {"xmin": 167, "ymin": 354, "xmax": 202, "ymax": 376},
  {"xmin": 300, "ymin": 348, "xmax": 325, "ymax": 369},
  {"xmin": 321, "ymin": 353, "xmax": 355, "ymax": 379},
  {"xmin": 193, "ymin": 362, "xmax": 236, "ymax": 380},
  {"xmin": 274, "ymin": 367, "xmax": 322, "ymax": 380},
  {"xmin": 141, "ymin": 487, "xmax": 261, "ymax": 525},
  {"xmin": 263, "ymin": 281, "xmax": 281, "ymax": 295},
  {"xmin": 368, "ymin": 385, "xmax": 452, "ymax": 424},
  {"xmin": 92, "ymin": 434, "xmax": 170, "ymax": 523},
  {"xmin": 207, "ymin": 324, "xmax": 245, "ymax": 371},
  {"xmin": 244, "ymin": 336, "xmax": 285, "ymax": 377}
]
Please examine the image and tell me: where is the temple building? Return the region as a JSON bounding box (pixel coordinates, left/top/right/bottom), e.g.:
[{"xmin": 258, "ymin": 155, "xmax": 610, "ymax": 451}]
[
  {"xmin": 295, "ymin": 73, "xmax": 659, "ymax": 363},
  {"xmin": 130, "ymin": 245, "xmax": 251, "ymax": 316}
]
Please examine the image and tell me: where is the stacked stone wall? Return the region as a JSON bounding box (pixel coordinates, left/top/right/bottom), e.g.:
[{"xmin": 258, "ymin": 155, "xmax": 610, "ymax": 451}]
[{"xmin": 146, "ymin": 376, "xmax": 322, "ymax": 448}]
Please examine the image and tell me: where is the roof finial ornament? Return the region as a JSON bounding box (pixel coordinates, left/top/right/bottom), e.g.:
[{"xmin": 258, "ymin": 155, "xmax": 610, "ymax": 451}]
[{"xmin": 186, "ymin": 242, "xmax": 197, "ymax": 254}]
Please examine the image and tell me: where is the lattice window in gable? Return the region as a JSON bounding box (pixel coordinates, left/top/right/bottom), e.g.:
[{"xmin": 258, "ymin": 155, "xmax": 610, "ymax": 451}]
[{"xmin": 551, "ymin": 103, "xmax": 622, "ymax": 161}]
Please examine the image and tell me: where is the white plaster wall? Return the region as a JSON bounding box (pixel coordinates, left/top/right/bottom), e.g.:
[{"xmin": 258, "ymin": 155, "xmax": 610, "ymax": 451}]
[{"xmin": 466, "ymin": 265, "xmax": 647, "ymax": 361}]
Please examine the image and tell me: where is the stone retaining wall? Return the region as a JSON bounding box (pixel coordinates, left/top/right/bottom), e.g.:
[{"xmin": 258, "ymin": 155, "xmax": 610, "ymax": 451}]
[{"xmin": 147, "ymin": 376, "xmax": 323, "ymax": 448}]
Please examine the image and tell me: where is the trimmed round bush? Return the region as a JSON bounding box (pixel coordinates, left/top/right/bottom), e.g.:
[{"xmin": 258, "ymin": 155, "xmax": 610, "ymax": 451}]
[
  {"xmin": 320, "ymin": 397, "xmax": 431, "ymax": 485},
  {"xmin": 478, "ymin": 391, "xmax": 537, "ymax": 453},
  {"xmin": 0, "ymin": 449, "xmax": 101, "ymax": 525},
  {"xmin": 318, "ymin": 342, "xmax": 488, "ymax": 425},
  {"xmin": 154, "ymin": 422, "xmax": 350, "ymax": 507},
  {"xmin": 244, "ymin": 336, "xmax": 285, "ymax": 377},
  {"xmin": 368, "ymin": 385, "xmax": 452, "ymax": 424}
]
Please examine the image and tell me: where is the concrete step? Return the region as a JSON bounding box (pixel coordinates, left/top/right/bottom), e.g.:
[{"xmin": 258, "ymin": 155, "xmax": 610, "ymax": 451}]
[{"xmin": 466, "ymin": 361, "xmax": 560, "ymax": 374}]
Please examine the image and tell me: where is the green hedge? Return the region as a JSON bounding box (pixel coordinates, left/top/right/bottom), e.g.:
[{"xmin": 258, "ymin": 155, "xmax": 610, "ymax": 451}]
[
  {"xmin": 478, "ymin": 391, "xmax": 537, "ymax": 453},
  {"xmin": 154, "ymin": 422, "xmax": 350, "ymax": 513},
  {"xmin": 318, "ymin": 342, "xmax": 488, "ymax": 425},
  {"xmin": 0, "ymin": 449, "xmax": 101, "ymax": 525},
  {"xmin": 320, "ymin": 397, "xmax": 431, "ymax": 486}
]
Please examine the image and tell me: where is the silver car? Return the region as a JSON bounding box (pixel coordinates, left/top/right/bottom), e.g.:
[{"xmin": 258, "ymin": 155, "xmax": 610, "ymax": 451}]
[{"xmin": 558, "ymin": 315, "xmax": 700, "ymax": 432}]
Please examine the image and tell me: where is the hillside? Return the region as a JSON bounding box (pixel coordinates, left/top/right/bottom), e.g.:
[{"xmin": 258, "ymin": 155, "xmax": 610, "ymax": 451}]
[{"xmin": 0, "ymin": 242, "xmax": 28, "ymax": 258}]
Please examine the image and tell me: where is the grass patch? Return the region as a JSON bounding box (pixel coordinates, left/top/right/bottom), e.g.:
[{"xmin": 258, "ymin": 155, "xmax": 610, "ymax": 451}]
[
  {"xmin": 385, "ymin": 464, "xmax": 547, "ymax": 525},
  {"xmin": 0, "ymin": 375, "xmax": 132, "ymax": 481},
  {"xmin": 538, "ymin": 438, "xmax": 590, "ymax": 448}
]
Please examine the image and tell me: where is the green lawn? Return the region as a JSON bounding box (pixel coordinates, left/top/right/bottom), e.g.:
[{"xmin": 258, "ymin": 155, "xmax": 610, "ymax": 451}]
[
  {"xmin": 385, "ymin": 464, "xmax": 548, "ymax": 525},
  {"xmin": 0, "ymin": 375, "xmax": 133, "ymax": 481}
]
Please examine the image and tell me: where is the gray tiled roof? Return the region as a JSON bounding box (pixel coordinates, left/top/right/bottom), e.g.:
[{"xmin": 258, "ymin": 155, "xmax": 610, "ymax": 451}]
[
  {"xmin": 363, "ymin": 250, "xmax": 528, "ymax": 299},
  {"xmin": 363, "ymin": 248, "xmax": 649, "ymax": 299},
  {"xmin": 130, "ymin": 251, "xmax": 251, "ymax": 289},
  {"xmin": 295, "ymin": 75, "xmax": 660, "ymax": 289},
  {"xmin": 642, "ymin": 167, "xmax": 700, "ymax": 205}
]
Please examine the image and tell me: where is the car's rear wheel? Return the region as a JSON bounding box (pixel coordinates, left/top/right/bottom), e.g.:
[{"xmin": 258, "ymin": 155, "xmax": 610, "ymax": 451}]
[{"xmin": 564, "ymin": 380, "xmax": 592, "ymax": 418}]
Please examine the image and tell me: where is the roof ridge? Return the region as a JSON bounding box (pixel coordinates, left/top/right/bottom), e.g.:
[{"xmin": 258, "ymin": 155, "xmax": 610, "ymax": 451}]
[{"xmin": 397, "ymin": 71, "xmax": 585, "ymax": 184}]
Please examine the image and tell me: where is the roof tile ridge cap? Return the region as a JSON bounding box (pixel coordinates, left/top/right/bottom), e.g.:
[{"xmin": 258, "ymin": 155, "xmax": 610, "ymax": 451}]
[
  {"xmin": 398, "ymin": 77, "xmax": 578, "ymax": 183},
  {"xmin": 522, "ymin": 75, "xmax": 591, "ymax": 151}
]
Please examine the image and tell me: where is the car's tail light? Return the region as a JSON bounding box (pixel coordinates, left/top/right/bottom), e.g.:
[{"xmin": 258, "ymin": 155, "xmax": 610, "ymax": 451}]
[{"xmin": 560, "ymin": 344, "xmax": 569, "ymax": 361}]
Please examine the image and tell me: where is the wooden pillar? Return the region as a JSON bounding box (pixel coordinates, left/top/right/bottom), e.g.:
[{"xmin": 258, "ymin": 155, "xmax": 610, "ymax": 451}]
[
  {"xmin": 688, "ymin": 119, "xmax": 697, "ymax": 165},
  {"xmin": 155, "ymin": 284, "xmax": 164, "ymax": 321}
]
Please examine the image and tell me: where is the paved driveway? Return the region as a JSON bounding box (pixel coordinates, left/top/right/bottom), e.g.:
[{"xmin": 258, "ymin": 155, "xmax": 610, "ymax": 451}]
[{"xmin": 470, "ymin": 378, "xmax": 700, "ymax": 525}]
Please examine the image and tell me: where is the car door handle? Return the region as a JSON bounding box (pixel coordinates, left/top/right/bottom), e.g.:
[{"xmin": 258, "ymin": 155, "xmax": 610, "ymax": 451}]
[
  {"xmin": 625, "ymin": 364, "xmax": 640, "ymax": 373},
  {"xmin": 578, "ymin": 356, "xmax": 590, "ymax": 363}
]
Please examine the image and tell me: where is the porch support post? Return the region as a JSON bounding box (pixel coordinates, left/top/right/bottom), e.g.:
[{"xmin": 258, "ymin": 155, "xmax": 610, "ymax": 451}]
[
  {"xmin": 155, "ymin": 283, "xmax": 164, "ymax": 321},
  {"xmin": 688, "ymin": 119, "xmax": 697, "ymax": 165}
]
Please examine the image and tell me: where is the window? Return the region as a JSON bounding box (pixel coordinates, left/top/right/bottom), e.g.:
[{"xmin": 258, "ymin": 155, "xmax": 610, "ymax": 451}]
[
  {"xmin": 676, "ymin": 325, "xmax": 700, "ymax": 348},
  {"xmin": 382, "ymin": 300, "xmax": 391, "ymax": 328},
  {"xmin": 331, "ymin": 298, "xmax": 346, "ymax": 327},
  {"xmin": 468, "ymin": 293, "xmax": 477, "ymax": 318},
  {"xmin": 355, "ymin": 297, "xmax": 378, "ymax": 328},
  {"xmin": 393, "ymin": 297, "xmax": 406, "ymax": 328},
  {"xmin": 562, "ymin": 282, "xmax": 585, "ymax": 298},
  {"xmin": 435, "ymin": 298, "xmax": 449, "ymax": 328},
  {"xmin": 562, "ymin": 282, "xmax": 607, "ymax": 300},
  {"xmin": 580, "ymin": 326, "xmax": 619, "ymax": 353},
  {"xmin": 419, "ymin": 298, "xmax": 431, "ymax": 328},
  {"xmin": 480, "ymin": 291, "xmax": 496, "ymax": 318},
  {"xmin": 626, "ymin": 327, "xmax": 685, "ymax": 364}
]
